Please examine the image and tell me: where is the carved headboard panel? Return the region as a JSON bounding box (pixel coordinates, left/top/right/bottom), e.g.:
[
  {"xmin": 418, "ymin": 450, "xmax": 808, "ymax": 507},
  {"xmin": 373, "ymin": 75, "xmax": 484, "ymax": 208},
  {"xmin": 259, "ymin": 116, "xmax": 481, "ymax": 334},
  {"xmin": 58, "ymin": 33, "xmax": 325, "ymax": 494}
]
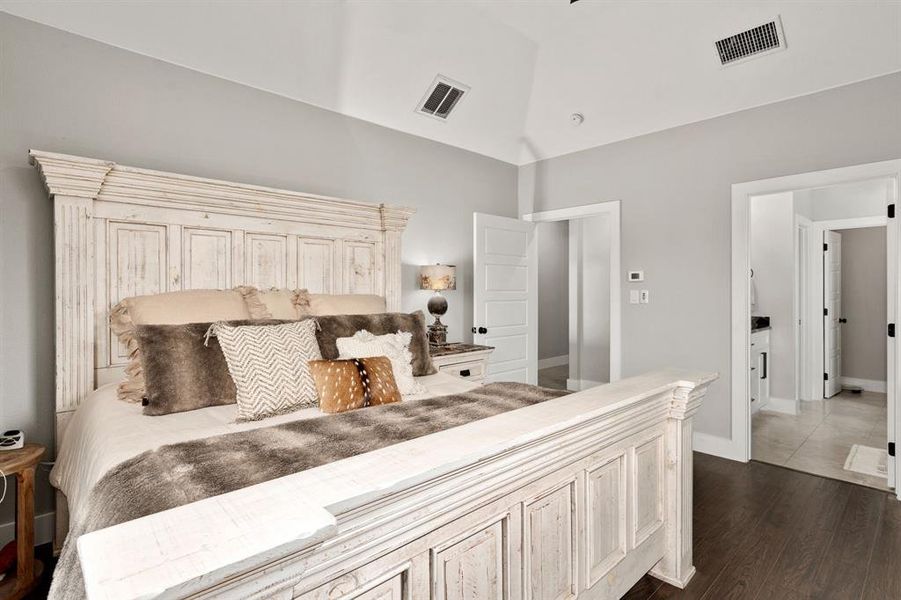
[{"xmin": 30, "ymin": 150, "xmax": 414, "ymax": 427}]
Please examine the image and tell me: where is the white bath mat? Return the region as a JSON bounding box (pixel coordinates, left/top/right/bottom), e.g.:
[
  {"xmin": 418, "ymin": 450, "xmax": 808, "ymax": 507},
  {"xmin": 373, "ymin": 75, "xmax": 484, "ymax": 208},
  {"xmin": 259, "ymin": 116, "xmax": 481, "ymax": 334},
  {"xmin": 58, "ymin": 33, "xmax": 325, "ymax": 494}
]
[{"xmin": 843, "ymin": 444, "xmax": 887, "ymax": 478}]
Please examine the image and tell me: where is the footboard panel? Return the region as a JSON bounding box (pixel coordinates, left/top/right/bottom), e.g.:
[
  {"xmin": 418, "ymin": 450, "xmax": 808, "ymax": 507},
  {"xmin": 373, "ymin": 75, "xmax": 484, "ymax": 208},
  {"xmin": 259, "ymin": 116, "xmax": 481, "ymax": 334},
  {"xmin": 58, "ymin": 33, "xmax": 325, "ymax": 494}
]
[
  {"xmin": 76, "ymin": 369, "xmax": 715, "ymax": 600},
  {"xmin": 290, "ymin": 425, "xmax": 665, "ymax": 600}
]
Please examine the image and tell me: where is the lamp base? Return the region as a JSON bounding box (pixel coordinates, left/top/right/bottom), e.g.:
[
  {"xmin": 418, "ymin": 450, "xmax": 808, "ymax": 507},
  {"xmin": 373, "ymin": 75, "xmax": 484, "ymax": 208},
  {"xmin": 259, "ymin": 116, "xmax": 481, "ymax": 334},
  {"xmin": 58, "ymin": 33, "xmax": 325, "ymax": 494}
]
[{"xmin": 428, "ymin": 320, "xmax": 448, "ymax": 346}]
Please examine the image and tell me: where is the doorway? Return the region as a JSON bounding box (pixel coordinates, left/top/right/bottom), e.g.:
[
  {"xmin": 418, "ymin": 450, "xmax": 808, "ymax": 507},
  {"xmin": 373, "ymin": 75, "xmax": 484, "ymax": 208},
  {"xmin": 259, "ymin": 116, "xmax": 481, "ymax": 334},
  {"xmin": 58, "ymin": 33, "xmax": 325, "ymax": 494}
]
[
  {"xmin": 524, "ymin": 202, "xmax": 621, "ymax": 390},
  {"xmin": 471, "ymin": 202, "xmax": 621, "ymax": 387},
  {"xmin": 733, "ymin": 161, "xmax": 901, "ymax": 499}
]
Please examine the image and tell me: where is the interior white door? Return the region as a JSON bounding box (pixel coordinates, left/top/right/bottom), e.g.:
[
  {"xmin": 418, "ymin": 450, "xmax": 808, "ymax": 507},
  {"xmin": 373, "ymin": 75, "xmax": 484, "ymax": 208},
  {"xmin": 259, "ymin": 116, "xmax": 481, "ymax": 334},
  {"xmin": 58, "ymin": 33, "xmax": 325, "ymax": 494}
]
[
  {"xmin": 473, "ymin": 213, "xmax": 537, "ymax": 384},
  {"xmin": 823, "ymin": 230, "xmax": 843, "ymax": 398}
]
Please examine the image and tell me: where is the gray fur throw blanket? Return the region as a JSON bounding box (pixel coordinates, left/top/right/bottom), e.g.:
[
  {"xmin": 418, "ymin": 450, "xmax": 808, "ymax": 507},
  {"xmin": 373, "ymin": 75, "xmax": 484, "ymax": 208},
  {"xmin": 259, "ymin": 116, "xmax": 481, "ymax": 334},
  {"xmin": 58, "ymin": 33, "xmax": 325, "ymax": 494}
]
[{"xmin": 51, "ymin": 382, "xmax": 568, "ymax": 599}]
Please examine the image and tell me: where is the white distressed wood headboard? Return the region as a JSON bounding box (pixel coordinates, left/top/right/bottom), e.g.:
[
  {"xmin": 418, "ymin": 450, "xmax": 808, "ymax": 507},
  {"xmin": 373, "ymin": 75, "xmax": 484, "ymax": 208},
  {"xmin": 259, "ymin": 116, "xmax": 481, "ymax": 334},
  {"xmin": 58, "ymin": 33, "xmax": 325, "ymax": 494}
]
[{"xmin": 29, "ymin": 150, "xmax": 414, "ymax": 433}]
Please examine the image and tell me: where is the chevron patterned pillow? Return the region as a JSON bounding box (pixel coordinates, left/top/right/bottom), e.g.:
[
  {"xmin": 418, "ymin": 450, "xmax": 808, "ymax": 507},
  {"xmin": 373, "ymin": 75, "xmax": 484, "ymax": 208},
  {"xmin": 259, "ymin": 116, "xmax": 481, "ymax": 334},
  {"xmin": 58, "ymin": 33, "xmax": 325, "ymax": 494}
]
[{"xmin": 214, "ymin": 319, "xmax": 322, "ymax": 421}]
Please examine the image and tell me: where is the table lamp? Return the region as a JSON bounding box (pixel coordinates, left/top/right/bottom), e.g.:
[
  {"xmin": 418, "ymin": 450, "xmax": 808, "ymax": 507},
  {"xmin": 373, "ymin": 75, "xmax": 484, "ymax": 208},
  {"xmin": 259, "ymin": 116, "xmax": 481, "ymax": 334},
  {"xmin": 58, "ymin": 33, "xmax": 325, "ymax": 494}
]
[{"xmin": 419, "ymin": 264, "xmax": 456, "ymax": 346}]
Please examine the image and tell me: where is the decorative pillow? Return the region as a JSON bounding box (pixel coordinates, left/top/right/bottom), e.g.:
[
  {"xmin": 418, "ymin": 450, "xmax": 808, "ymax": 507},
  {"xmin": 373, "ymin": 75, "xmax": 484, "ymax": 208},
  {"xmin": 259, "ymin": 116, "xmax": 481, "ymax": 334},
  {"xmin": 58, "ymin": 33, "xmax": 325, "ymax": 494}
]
[
  {"xmin": 236, "ymin": 287, "xmax": 311, "ymax": 320},
  {"xmin": 135, "ymin": 319, "xmax": 290, "ymax": 416},
  {"xmin": 213, "ymin": 320, "xmax": 322, "ymax": 421},
  {"xmin": 308, "ymin": 294, "xmax": 386, "ymax": 316},
  {"xmin": 110, "ymin": 289, "xmax": 252, "ymax": 403},
  {"xmin": 336, "ymin": 330, "xmax": 427, "ymax": 396},
  {"xmin": 315, "ymin": 311, "xmax": 436, "ymax": 376},
  {"xmin": 309, "ymin": 356, "xmax": 401, "ymax": 414}
]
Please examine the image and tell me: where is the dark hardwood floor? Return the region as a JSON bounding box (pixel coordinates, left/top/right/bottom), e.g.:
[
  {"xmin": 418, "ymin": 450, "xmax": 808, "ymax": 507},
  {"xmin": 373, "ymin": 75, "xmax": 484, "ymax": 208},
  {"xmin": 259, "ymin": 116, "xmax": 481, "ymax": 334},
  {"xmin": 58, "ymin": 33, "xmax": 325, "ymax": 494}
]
[
  {"xmin": 625, "ymin": 453, "xmax": 901, "ymax": 600},
  {"xmin": 27, "ymin": 453, "xmax": 901, "ymax": 599}
]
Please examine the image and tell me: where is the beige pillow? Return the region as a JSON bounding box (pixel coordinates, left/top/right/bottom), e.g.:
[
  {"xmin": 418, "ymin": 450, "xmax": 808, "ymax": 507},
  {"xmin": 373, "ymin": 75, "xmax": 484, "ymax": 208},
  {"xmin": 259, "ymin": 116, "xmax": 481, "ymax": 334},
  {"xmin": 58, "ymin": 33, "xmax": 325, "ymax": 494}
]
[
  {"xmin": 110, "ymin": 289, "xmax": 251, "ymax": 402},
  {"xmin": 236, "ymin": 287, "xmax": 310, "ymax": 320},
  {"xmin": 308, "ymin": 294, "xmax": 386, "ymax": 316}
]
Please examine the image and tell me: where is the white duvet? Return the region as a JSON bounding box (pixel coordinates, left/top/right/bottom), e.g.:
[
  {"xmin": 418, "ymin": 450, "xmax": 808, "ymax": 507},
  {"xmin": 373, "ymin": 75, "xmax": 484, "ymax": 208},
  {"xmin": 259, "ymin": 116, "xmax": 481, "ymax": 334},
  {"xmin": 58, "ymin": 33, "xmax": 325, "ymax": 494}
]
[{"xmin": 51, "ymin": 372, "xmax": 479, "ymax": 524}]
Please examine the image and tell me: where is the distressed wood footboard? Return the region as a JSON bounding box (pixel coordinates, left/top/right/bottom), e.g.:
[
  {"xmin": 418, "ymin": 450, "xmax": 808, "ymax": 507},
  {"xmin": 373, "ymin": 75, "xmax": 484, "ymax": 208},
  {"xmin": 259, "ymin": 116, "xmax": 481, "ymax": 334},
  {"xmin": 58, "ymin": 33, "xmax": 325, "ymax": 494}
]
[{"xmin": 77, "ymin": 369, "xmax": 715, "ymax": 600}]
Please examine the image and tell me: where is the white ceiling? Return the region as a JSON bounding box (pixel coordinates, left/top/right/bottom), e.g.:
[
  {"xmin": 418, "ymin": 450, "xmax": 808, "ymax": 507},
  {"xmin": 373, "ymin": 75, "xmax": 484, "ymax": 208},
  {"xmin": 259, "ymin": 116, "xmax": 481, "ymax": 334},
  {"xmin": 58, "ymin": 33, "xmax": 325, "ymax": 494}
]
[{"xmin": 2, "ymin": 1, "xmax": 900, "ymax": 165}]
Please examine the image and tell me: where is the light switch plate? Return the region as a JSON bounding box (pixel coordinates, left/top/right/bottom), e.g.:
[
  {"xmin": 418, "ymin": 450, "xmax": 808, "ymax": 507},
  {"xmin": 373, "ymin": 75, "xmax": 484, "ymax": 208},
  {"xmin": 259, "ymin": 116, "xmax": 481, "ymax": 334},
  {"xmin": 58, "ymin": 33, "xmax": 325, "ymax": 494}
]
[
  {"xmin": 639, "ymin": 290, "xmax": 649, "ymax": 304},
  {"xmin": 630, "ymin": 290, "xmax": 640, "ymax": 304}
]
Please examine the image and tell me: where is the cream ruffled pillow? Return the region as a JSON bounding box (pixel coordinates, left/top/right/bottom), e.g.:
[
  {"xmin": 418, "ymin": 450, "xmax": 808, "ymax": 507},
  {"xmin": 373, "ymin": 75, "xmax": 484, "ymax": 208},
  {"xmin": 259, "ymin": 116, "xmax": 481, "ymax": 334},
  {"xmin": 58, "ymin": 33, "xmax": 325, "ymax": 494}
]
[{"xmin": 336, "ymin": 330, "xmax": 427, "ymax": 396}]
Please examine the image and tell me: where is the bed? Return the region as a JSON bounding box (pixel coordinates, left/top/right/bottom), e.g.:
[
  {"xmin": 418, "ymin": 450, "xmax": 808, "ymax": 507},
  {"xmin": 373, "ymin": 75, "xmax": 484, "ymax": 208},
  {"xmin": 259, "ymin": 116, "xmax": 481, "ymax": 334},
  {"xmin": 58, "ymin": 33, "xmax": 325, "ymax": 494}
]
[{"xmin": 32, "ymin": 150, "xmax": 716, "ymax": 600}]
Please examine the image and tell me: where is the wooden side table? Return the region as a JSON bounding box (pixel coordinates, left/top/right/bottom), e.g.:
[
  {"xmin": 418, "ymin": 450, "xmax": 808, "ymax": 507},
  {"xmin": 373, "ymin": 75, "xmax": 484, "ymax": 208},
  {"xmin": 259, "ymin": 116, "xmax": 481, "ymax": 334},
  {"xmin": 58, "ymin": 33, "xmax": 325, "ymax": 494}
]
[{"xmin": 0, "ymin": 443, "xmax": 45, "ymax": 600}]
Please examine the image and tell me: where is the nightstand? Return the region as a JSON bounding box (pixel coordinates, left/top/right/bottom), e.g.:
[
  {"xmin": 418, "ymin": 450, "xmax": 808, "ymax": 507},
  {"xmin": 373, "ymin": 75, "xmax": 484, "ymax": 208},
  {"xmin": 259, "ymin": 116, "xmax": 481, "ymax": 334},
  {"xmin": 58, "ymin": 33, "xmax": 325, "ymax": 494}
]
[
  {"xmin": 0, "ymin": 443, "xmax": 45, "ymax": 600},
  {"xmin": 429, "ymin": 343, "xmax": 494, "ymax": 383}
]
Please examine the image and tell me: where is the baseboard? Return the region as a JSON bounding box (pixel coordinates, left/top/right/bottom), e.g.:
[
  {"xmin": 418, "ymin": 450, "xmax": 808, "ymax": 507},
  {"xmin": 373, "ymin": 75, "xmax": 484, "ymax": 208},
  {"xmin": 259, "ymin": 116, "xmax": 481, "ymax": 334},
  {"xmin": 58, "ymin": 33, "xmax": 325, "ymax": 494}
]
[
  {"xmin": 538, "ymin": 355, "xmax": 568, "ymax": 369},
  {"xmin": 840, "ymin": 377, "xmax": 887, "ymax": 393},
  {"xmin": 693, "ymin": 432, "xmax": 746, "ymax": 462},
  {"xmin": 566, "ymin": 378, "xmax": 605, "ymax": 391},
  {"xmin": 0, "ymin": 511, "xmax": 54, "ymax": 547},
  {"xmin": 761, "ymin": 396, "xmax": 798, "ymax": 415}
]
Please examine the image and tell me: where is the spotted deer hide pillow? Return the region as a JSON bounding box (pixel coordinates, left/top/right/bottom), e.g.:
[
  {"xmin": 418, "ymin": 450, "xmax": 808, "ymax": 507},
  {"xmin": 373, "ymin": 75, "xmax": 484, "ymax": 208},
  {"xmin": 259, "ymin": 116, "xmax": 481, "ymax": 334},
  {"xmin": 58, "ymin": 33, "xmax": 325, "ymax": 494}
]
[
  {"xmin": 309, "ymin": 356, "xmax": 401, "ymax": 414},
  {"xmin": 213, "ymin": 319, "xmax": 322, "ymax": 421}
]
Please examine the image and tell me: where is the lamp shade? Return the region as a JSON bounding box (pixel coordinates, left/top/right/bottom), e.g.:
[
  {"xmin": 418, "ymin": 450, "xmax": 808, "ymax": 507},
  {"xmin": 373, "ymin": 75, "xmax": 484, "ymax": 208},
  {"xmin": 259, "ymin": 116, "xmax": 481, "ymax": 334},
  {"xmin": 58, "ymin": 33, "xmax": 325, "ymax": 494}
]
[{"xmin": 419, "ymin": 264, "xmax": 456, "ymax": 291}]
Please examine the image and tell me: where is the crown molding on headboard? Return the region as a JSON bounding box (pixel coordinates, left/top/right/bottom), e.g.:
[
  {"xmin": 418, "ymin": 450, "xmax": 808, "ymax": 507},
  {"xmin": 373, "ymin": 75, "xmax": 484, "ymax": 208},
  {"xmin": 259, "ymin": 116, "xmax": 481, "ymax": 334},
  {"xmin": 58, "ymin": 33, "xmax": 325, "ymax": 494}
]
[
  {"xmin": 29, "ymin": 150, "xmax": 415, "ymax": 231},
  {"xmin": 29, "ymin": 150, "xmax": 114, "ymax": 199}
]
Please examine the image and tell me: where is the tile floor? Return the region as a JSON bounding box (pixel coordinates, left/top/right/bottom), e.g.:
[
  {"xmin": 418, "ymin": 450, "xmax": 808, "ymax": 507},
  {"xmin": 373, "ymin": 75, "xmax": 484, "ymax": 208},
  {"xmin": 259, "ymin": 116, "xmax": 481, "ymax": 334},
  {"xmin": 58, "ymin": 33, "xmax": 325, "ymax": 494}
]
[
  {"xmin": 537, "ymin": 364, "xmax": 569, "ymax": 391},
  {"xmin": 752, "ymin": 389, "xmax": 889, "ymax": 491}
]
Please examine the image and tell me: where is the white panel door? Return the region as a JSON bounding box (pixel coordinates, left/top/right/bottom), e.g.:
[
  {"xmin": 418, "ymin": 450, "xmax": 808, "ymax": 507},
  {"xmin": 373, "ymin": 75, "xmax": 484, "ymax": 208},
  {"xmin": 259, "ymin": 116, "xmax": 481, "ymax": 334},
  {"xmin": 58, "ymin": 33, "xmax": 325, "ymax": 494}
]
[
  {"xmin": 823, "ymin": 230, "xmax": 843, "ymax": 398},
  {"xmin": 473, "ymin": 213, "xmax": 537, "ymax": 384}
]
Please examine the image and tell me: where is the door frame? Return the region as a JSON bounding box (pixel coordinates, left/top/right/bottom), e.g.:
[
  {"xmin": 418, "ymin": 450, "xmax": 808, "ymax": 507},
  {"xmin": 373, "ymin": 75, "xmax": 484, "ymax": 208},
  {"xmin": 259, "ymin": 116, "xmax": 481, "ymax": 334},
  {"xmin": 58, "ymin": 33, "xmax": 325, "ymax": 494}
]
[
  {"xmin": 803, "ymin": 216, "xmax": 888, "ymax": 402},
  {"xmin": 795, "ymin": 215, "xmax": 813, "ymax": 402},
  {"xmin": 730, "ymin": 160, "xmax": 901, "ymax": 497},
  {"xmin": 522, "ymin": 201, "xmax": 622, "ymax": 383}
]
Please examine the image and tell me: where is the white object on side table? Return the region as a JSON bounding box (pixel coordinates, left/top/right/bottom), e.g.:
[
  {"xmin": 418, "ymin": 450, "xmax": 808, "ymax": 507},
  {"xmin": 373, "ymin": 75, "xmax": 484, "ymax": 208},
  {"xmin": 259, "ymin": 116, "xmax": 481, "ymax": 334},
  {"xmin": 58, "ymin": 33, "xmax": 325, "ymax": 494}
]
[{"xmin": 429, "ymin": 343, "xmax": 494, "ymax": 383}]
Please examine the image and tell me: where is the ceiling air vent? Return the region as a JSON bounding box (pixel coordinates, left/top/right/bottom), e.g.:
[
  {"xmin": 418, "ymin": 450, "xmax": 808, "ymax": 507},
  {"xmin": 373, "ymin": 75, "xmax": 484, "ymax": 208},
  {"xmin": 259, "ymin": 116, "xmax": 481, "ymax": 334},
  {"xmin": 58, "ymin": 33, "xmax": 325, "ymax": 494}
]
[
  {"xmin": 417, "ymin": 76, "xmax": 469, "ymax": 121},
  {"xmin": 715, "ymin": 17, "xmax": 786, "ymax": 66}
]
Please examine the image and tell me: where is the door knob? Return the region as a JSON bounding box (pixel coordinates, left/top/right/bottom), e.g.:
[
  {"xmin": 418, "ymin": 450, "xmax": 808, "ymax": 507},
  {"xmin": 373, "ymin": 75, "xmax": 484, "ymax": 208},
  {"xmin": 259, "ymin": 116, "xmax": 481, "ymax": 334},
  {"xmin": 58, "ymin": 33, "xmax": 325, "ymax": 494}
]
[{"xmin": 471, "ymin": 326, "xmax": 488, "ymax": 334}]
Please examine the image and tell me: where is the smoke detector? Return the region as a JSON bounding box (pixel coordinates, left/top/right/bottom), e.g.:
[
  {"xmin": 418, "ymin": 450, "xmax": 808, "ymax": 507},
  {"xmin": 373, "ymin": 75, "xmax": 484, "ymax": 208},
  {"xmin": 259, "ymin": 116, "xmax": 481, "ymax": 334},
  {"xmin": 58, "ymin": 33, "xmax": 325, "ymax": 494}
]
[{"xmin": 570, "ymin": 113, "xmax": 584, "ymax": 126}]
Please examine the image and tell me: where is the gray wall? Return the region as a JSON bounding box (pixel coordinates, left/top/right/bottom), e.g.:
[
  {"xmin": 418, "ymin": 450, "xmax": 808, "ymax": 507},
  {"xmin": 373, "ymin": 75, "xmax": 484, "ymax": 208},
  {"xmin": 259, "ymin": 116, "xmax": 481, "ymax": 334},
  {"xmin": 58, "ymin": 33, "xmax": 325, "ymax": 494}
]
[
  {"xmin": 839, "ymin": 227, "xmax": 887, "ymax": 382},
  {"xmin": 537, "ymin": 221, "xmax": 568, "ymax": 361},
  {"xmin": 0, "ymin": 14, "xmax": 517, "ymax": 529},
  {"xmin": 750, "ymin": 192, "xmax": 795, "ymax": 401},
  {"xmin": 520, "ymin": 72, "xmax": 901, "ymax": 439}
]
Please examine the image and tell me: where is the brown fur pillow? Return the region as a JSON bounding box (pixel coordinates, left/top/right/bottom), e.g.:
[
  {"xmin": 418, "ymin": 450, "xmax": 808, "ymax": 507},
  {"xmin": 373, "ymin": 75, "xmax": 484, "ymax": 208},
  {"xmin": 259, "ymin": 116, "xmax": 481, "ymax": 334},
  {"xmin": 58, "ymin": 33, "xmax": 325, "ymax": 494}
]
[
  {"xmin": 309, "ymin": 356, "xmax": 401, "ymax": 414},
  {"xmin": 314, "ymin": 311, "xmax": 436, "ymax": 376},
  {"xmin": 136, "ymin": 319, "xmax": 291, "ymax": 416}
]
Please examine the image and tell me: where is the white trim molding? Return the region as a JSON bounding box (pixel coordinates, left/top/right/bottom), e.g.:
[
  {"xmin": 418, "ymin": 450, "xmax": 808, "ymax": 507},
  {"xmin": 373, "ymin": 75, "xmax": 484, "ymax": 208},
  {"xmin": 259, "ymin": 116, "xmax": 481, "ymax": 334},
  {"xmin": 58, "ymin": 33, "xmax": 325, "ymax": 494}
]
[
  {"xmin": 840, "ymin": 377, "xmax": 888, "ymax": 394},
  {"xmin": 692, "ymin": 432, "xmax": 745, "ymax": 462},
  {"xmin": 731, "ymin": 158, "xmax": 901, "ymax": 493},
  {"xmin": 761, "ymin": 396, "xmax": 799, "ymax": 416},
  {"xmin": 0, "ymin": 512, "xmax": 54, "ymax": 548}
]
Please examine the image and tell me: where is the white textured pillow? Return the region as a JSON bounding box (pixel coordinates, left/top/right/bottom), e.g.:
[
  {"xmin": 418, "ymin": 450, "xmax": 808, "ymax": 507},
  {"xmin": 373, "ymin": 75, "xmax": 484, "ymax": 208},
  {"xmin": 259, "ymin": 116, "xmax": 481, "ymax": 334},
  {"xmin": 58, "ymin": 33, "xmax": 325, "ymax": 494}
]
[
  {"xmin": 336, "ymin": 330, "xmax": 427, "ymax": 396},
  {"xmin": 214, "ymin": 320, "xmax": 322, "ymax": 421}
]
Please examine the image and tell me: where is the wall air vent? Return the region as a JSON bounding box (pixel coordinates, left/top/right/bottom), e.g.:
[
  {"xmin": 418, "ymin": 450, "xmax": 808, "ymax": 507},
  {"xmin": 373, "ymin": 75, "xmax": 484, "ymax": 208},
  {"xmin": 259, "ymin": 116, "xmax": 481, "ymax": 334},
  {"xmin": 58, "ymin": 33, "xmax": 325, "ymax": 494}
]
[
  {"xmin": 715, "ymin": 17, "xmax": 786, "ymax": 66},
  {"xmin": 417, "ymin": 75, "xmax": 469, "ymax": 121}
]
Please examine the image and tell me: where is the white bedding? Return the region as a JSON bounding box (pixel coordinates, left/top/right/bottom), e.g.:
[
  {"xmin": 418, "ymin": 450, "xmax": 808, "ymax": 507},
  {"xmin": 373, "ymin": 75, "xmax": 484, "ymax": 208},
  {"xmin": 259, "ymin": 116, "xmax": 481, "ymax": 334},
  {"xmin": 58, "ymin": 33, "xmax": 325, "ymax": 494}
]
[{"xmin": 51, "ymin": 372, "xmax": 478, "ymax": 524}]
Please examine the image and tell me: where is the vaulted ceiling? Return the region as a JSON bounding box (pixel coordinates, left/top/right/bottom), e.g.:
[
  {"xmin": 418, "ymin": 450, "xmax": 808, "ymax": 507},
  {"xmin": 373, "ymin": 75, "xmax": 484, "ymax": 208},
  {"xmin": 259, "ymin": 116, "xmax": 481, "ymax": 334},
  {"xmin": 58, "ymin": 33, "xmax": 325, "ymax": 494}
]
[{"xmin": 2, "ymin": 0, "xmax": 900, "ymax": 165}]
